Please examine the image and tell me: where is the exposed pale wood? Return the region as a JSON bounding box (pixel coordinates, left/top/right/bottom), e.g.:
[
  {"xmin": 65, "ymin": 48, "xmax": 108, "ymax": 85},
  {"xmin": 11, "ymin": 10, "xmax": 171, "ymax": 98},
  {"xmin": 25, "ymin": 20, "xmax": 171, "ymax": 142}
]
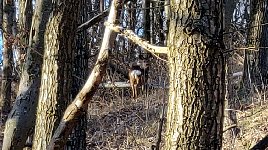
[
  {"xmin": 99, "ymin": 82, "xmax": 130, "ymax": 88},
  {"xmin": 105, "ymin": 23, "xmax": 168, "ymax": 54}
]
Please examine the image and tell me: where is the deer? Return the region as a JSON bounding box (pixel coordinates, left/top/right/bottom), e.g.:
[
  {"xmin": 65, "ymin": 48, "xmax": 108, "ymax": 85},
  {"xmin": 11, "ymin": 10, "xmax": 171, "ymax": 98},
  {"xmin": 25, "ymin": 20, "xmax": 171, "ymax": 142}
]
[{"xmin": 128, "ymin": 59, "xmax": 149, "ymax": 98}]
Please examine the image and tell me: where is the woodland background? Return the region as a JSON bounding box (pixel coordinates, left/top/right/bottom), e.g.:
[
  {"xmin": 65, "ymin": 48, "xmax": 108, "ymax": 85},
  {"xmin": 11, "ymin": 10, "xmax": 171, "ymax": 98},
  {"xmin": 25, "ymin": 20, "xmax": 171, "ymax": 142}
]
[{"xmin": 0, "ymin": 0, "xmax": 267, "ymax": 150}]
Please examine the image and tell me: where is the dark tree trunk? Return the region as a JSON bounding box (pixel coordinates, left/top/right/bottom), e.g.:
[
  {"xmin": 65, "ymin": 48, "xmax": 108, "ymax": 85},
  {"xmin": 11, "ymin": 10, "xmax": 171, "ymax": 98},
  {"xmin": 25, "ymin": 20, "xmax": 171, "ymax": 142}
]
[
  {"xmin": 66, "ymin": 0, "xmax": 90, "ymax": 149},
  {"xmin": 0, "ymin": 0, "xmax": 15, "ymax": 122},
  {"xmin": 243, "ymin": 0, "xmax": 266, "ymax": 90}
]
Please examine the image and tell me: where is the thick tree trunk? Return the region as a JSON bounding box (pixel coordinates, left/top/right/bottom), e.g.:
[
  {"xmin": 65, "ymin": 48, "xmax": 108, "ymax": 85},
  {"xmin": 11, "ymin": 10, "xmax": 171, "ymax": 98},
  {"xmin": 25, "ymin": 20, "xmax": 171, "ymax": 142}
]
[
  {"xmin": 0, "ymin": 0, "xmax": 15, "ymax": 122},
  {"xmin": 32, "ymin": 0, "xmax": 81, "ymax": 149},
  {"xmin": 164, "ymin": 0, "xmax": 225, "ymax": 149},
  {"xmin": 48, "ymin": 0, "xmax": 123, "ymax": 149},
  {"xmin": 2, "ymin": 0, "xmax": 52, "ymax": 149}
]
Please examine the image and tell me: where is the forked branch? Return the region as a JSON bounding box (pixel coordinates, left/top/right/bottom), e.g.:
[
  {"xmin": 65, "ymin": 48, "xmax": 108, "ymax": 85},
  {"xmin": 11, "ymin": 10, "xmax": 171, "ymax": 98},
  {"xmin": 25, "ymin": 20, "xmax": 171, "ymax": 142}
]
[{"xmin": 105, "ymin": 22, "xmax": 168, "ymax": 54}]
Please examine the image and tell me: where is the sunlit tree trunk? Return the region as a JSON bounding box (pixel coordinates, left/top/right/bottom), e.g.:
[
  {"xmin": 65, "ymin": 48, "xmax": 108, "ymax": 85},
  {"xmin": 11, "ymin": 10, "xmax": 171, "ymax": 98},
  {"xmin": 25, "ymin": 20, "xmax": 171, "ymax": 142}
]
[
  {"xmin": 2, "ymin": 0, "xmax": 52, "ymax": 149},
  {"xmin": 164, "ymin": 0, "xmax": 225, "ymax": 149},
  {"xmin": 0, "ymin": 0, "xmax": 15, "ymax": 122},
  {"xmin": 32, "ymin": 0, "xmax": 81, "ymax": 149}
]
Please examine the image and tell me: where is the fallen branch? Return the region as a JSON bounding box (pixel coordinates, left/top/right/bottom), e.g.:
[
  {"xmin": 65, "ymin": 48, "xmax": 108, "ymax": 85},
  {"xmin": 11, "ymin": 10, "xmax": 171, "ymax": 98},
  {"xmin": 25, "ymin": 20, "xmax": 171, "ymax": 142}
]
[
  {"xmin": 99, "ymin": 82, "xmax": 130, "ymax": 88},
  {"xmin": 105, "ymin": 22, "xmax": 168, "ymax": 54},
  {"xmin": 48, "ymin": 0, "xmax": 123, "ymax": 149},
  {"xmin": 223, "ymin": 124, "xmax": 237, "ymax": 133},
  {"xmin": 99, "ymin": 82, "xmax": 169, "ymax": 89}
]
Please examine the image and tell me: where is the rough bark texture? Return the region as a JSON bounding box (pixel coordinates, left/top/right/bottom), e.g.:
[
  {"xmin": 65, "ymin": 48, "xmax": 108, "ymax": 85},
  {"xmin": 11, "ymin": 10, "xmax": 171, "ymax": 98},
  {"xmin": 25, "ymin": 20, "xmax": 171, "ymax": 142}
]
[
  {"xmin": 164, "ymin": 0, "xmax": 225, "ymax": 149},
  {"xmin": 243, "ymin": 0, "xmax": 266, "ymax": 89},
  {"xmin": 258, "ymin": 1, "xmax": 268, "ymax": 84},
  {"xmin": 32, "ymin": 0, "xmax": 81, "ymax": 149},
  {"xmin": 48, "ymin": 0, "xmax": 122, "ymax": 149},
  {"xmin": 66, "ymin": 0, "xmax": 89, "ymax": 149},
  {"xmin": 224, "ymin": 0, "xmax": 237, "ymax": 30},
  {"xmin": 224, "ymin": 0, "xmax": 239, "ymax": 146},
  {"xmin": 17, "ymin": 0, "xmax": 33, "ymax": 67},
  {"xmin": 2, "ymin": 0, "xmax": 52, "ymax": 149},
  {"xmin": 0, "ymin": 0, "xmax": 15, "ymax": 121},
  {"xmin": 0, "ymin": 0, "xmax": 3, "ymax": 28}
]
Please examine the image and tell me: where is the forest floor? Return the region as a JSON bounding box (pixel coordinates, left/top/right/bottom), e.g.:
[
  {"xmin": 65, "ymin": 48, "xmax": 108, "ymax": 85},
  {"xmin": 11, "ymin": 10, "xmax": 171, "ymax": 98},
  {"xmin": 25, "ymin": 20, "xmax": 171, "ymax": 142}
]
[
  {"xmin": 0, "ymin": 88, "xmax": 267, "ymax": 150},
  {"xmin": 222, "ymin": 100, "xmax": 268, "ymax": 150},
  {"xmin": 86, "ymin": 87, "xmax": 268, "ymax": 150}
]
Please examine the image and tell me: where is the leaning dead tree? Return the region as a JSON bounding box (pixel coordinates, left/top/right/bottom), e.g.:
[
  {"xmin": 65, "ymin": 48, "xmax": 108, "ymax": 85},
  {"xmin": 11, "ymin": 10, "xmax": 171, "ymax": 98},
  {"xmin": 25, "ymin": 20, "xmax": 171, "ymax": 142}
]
[
  {"xmin": 47, "ymin": 0, "xmax": 122, "ymax": 149},
  {"xmin": 48, "ymin": 0, "xmax": 168, "ymax": 148}
]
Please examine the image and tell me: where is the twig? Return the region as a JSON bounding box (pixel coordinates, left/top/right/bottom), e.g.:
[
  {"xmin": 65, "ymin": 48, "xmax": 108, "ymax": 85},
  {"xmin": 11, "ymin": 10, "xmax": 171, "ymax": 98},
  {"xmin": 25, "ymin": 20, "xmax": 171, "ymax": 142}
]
[
  {"xmin": 77, "ymin": 9, "xmax": 110, "ymax": 32},
  {"xmin": 223, "ymin": 124, "xmax": 237, "ymax": 133}
]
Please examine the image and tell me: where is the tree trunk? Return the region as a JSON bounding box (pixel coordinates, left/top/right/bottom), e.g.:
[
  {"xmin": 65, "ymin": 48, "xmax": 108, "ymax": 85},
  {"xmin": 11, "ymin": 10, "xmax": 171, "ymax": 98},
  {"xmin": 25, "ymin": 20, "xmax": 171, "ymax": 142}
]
[
  {"xmin": 17, "ymin": 0, "xmax": 33, "ymax": 68},
  {"xmin": 224, "ymin": 0, "xmax": 239, "ymax": 147},
  {"xmin": 164, "ymin": 0, "xmax": 225, "ymax": 149},
  {"xmin": 258, "ymin": 1, "xmax": 268, "ymax": 85},
  {"xmin": 48, "ymin": 0, "xmax": 123, "ymax": 149},
  {"xmin": 65, "ymin": 0, "xmax": 89, "ymax": 149},
  {"xmin": 2, "ymin": 0, "xmax": 52, "ymax": 149},
  {"xmin": 243, "ymin": 0, "xmax": 266, "ymax": 90},
  {"xmin": 0, "ymin": 0, "xmax": 3, "ymax": 29},
  {"xmin": 0, "ymin": 0, "xmax": 15, "ymax": 122},
  {"xmin": 32, "ymin": 0, "xmax": 81, "ymax": 149}
]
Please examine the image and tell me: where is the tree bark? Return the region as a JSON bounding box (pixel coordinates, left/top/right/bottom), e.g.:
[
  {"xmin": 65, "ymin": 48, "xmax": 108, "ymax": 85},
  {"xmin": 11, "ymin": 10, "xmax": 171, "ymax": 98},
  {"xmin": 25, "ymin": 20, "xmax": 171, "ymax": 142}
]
[
  {"xmin": 17, "ymin": 0, "xmax": 33, "ymax": 67},
  {"xmin": 32, "ymin": 0, "xmax": 81, "ymax": 149},
  {"xmin": 243, "ymin": 0, "xmax": 266, "ymax": 90},
  {"xmin": 0, "ymin": 0, "xmax": 15, "ymax": 122},
  {"xmin": 0, "ymin": 0, "xmax": 3, "ymax": 29},
  {"xmin": 258, "ymin": 1, "xmax": 268, "ymax": 84},
  {"xmin": 66, "ymin": 0, "xmax": 89, "ymax": 149},
  {"xmin": 224, "ymin": 0, "xmax": 240, "ymax": 146},
  {"xmin": 164, "ymin": 0, "xmax": 225, "ymax": 149},
  {"xmin": 47, "ymin": 0, "xmax": 123, "ymax": 149},
  {"xmin": 2, "ymin": 0, "xmax": 52, "ymax": 149}
]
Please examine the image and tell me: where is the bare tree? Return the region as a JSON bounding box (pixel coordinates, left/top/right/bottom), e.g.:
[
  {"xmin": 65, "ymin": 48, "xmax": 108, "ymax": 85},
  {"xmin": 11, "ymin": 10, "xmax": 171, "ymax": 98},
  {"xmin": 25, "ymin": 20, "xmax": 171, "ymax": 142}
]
[{"xmin": 2, "ymin": 0, "xmax": 52, "ymax": 149}]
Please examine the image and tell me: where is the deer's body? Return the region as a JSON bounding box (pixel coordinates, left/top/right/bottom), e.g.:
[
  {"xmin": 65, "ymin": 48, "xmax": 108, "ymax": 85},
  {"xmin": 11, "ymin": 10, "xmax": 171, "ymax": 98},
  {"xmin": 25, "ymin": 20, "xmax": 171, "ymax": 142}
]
[{"xmin": 128, "ymin": 59, "xmax": 149, "ymax": 98}]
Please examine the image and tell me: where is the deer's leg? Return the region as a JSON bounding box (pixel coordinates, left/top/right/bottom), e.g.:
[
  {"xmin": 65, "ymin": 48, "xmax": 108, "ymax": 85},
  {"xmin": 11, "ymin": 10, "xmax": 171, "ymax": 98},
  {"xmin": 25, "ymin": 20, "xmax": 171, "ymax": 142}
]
[
  {"xmin": 134, "ymin": 84, "xmax": 137, "ymax": 98},
  {"xmin": 131, "ymin": 85, "xmax": 135, "ymax": 98}
]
